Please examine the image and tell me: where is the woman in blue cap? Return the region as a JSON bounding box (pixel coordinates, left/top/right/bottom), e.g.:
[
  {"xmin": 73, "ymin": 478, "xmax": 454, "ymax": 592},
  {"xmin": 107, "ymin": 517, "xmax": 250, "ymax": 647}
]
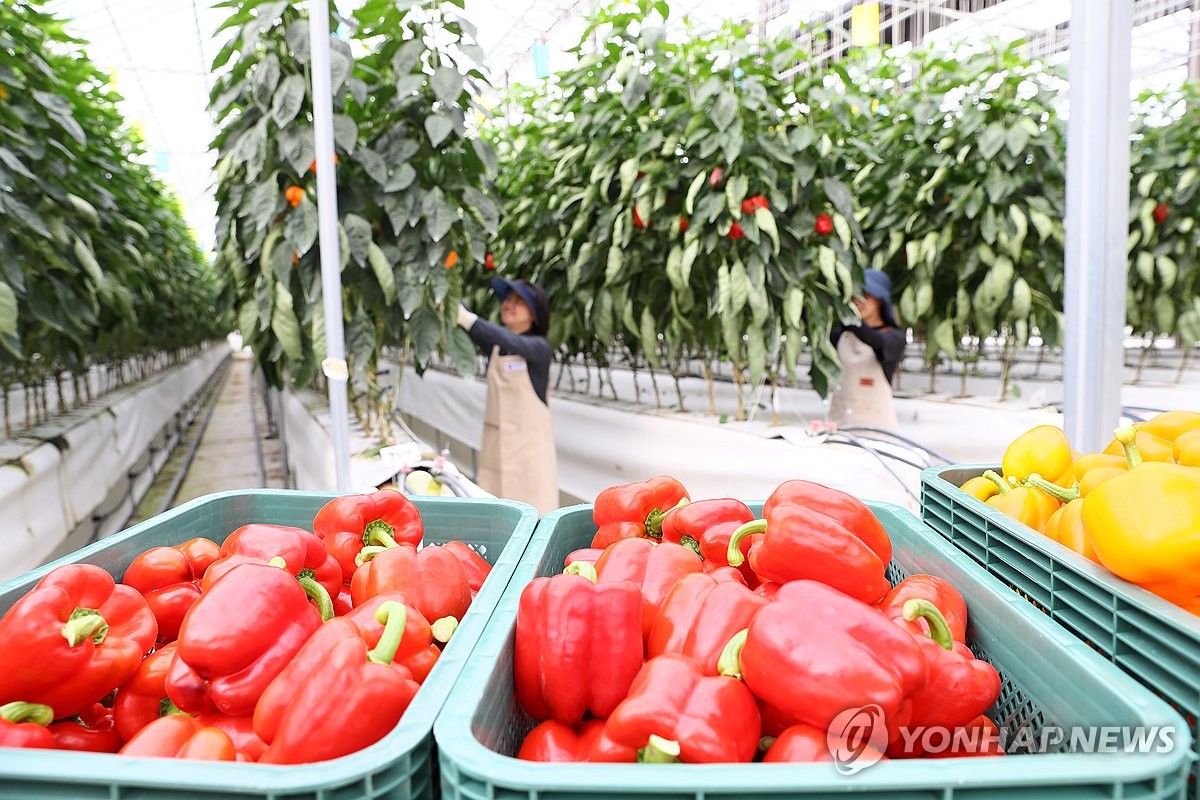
[
  {"xmin": 456, "ymin": 277, "xmax": 558, "ymax": 514},
  {"xmin": 827, "ymin": 268, "xmax": 906, "ymax": 430}
]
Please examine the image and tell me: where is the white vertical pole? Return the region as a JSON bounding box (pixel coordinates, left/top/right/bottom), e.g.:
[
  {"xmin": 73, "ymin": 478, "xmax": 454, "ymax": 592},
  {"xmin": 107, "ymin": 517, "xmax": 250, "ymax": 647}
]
[
  {"xmin": 1063, "ymin": 0, "xmax": 1132, "ymax": 452},
  {"xmin": 308, "ymin": 2, "xmax": 351, "ymax": 491}
]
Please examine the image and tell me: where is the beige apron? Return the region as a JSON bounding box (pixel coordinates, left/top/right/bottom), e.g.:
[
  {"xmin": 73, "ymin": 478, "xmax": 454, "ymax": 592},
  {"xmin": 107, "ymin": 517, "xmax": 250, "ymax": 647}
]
[
  {"xmin": 477, "ymin": 346, "xmax": 559, "ymax": 515},
  {"xmin": 828, "ymin": 331, "xmax": 900, "ymax": 431}
]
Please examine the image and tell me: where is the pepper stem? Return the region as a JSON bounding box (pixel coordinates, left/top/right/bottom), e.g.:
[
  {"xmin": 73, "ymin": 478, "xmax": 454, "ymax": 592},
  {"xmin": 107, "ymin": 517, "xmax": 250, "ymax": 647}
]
[
  {"xmin": 62, "ymin": 608, "xmax": 108, "ymax": 646},
  {"xmin": 679, "ymin": 535, "xmax": 701, "ymax": 557},
  {"xmin": 982, "ymin": 470, "xmax": 1011, "ymax": 494},
  {"xmin": 646, "ymin": 498, "xmax": 690, "ymax": 540},
  {"xmin": 363, "ymin": 519, "xmax": 399, "ymax": 549},
  {"xmin": 0, "ymin": 701, "xmax": 54, "ymax": 726},
  {"xmin": 367, "ymin": 601, "xmax": 408, "ymax": 664},
  {"xmin": 356, "ymin": 545, "xmax": 388, "ymax": 567},
  {"xmin": 1023, "ymin": 473, "xmax": 1080, "ymax": 504},
  {"xmin": 718, "ymin": 628, "xmax": 748, "ymax": 679},
  {"xmin": 563, "ymin": 561, "xmax": 598, "ymax": 583},
  {"xmin": 297, "ymin": 572, "xmax": 335, "ymax": 621},
  {"xmin": 431, "ymin": 616, "xmax": 458, "ymax": 644},
  {"xmin": 637, "ymin": 734, "xmax": 681, "ymax": 763},
  {"xmin": 759, "ymin": 736, "xmax": 777, "ymax": 752},
  {"xmin": 268, "ymin": 556, "xmax": 288, "ymax": 569},
  {"xmin": 1114, "ymin": 426, "xmax": 1143, "ymax": 469},
  {"xmin": 902, "ymin": 599, "xmax": 954, "ymax": 650},
  {"xmin": 160, "ymin": 698, "xmax": 188, "ymax": 717},
  {"xmin": 727, "ymin": 520, "xmax": 766, "ymax": 567}
]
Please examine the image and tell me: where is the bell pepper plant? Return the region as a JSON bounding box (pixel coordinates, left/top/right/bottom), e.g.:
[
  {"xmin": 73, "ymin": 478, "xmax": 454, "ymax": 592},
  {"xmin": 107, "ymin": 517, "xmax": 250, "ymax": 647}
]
[
  {"xmin": 591, "ymin": 475, "xmax": 689, "ymax": 548},
  {"xmin": 254, "ymin": 602, "xmax": 420, "ymax": 764},
  {"xmin": 0, "ymin": 563, "xmax": 157, "ymax": 719},
  {"xmin": 350, "ymin": 543, "xmax": 472, "ymax": 622},
  {"xmin": 517, "ymin": 718, "xmax": 606, "ymax": 762},
  {"xmin": 122, "ymin": 538, "xmax": 221, "ymax": 643},
  {"xmin": 646, "ymin": 572, "xmax": 768, "ymax": 674},
  {"xmin": 595, "ymin": 537, "xmax": 704, "ymax": 639},
  {"xmin": 312, "ymin": 490, "xmax": 424, "ymax": 579},
  {"xmin": 514, "ymin": 564, "xmax": 644, "ymax": 724}
]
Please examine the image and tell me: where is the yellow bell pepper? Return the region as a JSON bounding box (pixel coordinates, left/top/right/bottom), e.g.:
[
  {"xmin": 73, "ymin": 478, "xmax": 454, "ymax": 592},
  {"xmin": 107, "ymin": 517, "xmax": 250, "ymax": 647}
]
[
  {"xmin": 1079, "ymin": 467, "xmax": 1126, "ymax": 497},
  {"xmin": 1080, "ymin": 461, "xmax": 1200, "ymax": 588},
  {"xmin": 1070, "ymin": 453, "xmax": 1126, "ymax": 484},
  {"xmin": 1002, "ymin": 425, "xmax": 1074, "ymax": 488},
  {"xmin": 984, "ymin": 471, "xmax": 1059, "ymax": 533},
  {"xmin": 1139, "ymin": 410, "xmax": 1200, "ymax": 442},
  {"xmin": 1043, "ymin": 498, "xmax": 1097, "ymax": 562},
  {"xmin": 1174, "ymin": 429, "xmax": 1200, "ymax": 467},
  {"xmin": 960, "ymin": 475, "xmax": 1000, "ymax": 502}
]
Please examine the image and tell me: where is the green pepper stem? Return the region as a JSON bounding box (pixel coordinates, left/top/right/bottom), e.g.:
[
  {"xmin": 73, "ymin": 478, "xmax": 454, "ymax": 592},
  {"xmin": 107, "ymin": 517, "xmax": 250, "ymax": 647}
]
[
  {"xmin": 726, "ymin": 520, "xmax": 766, "ymax": 567},
  {"xmin": 646, "ymin": 498, "xmax": 690, "ymax": 540},
  {"xmin": 982, "ymin": 470, "xmax": 1011, "ymax": 494},
  {"xmin": 431, "ymin": 616, "xmax": 458, "ymax": 644},
  {"xmin": 356, "ymin": 545, "xmax": 388, "ymax": 567},
  {"xmin": 160, "ymin": 698, "xmax": 188, "ymax": 717},
  {"xmin": 679, "ymin": 535, "xmax": 701, "ymax": 557},
  {"xmin": 62, "ymin": 608, "xmax": 108, "ymax": 646},
  {"xmin": 363, "ymin": 519, "xmax": 399, "ymax": 549},
  {"xmin": 563, "ymin": 561, "xmax": 598, "ymax": 582},
  {"xmin": 0, "ymin": 701, "xmax": 53, "ymax": 726},
  {"xmin": 718, "ymin": 628, "xmax": 749, "ymax": 679},
  {"xmin": 1023, "ymin": 473, "xmax": 1079, "ymax": 503},
  {"xmin": 637, "ymin": 734, "xmax": 681, "ymax": 763},
  {"xmin": 268, "ymin": 556, "xmax": 288, "ymax": 569},
  {"xmin": 297, "ymin": 575, "xmax": 335, "ymax": 621},
  {"xmin": 759, "ymin": 736, "xmax": 777, "ymax": 752},
  {"xmin": 1114, "ymin": 426, "xmax": 1143, "ymax": 469},
  {"xmin": 902, "ymin": 599, "xmax": 954, "ymax": 650},
  {"xmin": 367, "ymin": 601, "xmax": 408, "ymax": 664}
]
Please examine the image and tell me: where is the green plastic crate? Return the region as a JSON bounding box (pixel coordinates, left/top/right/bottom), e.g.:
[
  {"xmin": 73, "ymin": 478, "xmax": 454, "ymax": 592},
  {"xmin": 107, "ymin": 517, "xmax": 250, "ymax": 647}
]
[
  {"xmin": 0, "ymin": 489, "xmax": 538, "ymax": 800},
  {"xmin": 434, "ymin": 501, "xmax": 1192, "ymax": 800},
  {"xmin": 922, "ymin": 464, "xmax": 1200, "ymax": 798}
]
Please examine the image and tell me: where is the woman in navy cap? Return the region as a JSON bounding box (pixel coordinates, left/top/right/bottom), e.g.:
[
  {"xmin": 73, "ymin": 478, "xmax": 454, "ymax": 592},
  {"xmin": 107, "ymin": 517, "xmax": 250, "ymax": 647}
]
[
  {"xmin": 827, "ymin": 268, "xmax": 906, "ymax": 430},
  {"xmin": 456, "ymin": 277, "xmax": 558, "ymax": 514}
]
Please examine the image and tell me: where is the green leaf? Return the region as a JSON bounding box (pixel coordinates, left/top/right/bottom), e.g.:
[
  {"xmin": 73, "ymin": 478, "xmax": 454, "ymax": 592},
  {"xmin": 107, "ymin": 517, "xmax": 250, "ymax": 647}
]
[
  {"xmin": 1154, "ymin": 295, "xmax": 1175, "ymax": 332},
  {"xmin": 640, "ymin": 306, "xmax": 660, "ymax": 368},
  {"xmin": 271, "ymin": 74, "xmax": 306, "ymax": 127},
  {"xmin": 621, "ymin": 75, "xmax": 649, "ymax": 111},
  {"xmin": 343, "ymin": 213, "xmax": 373, "ymax": 266},
  {"xmin": 1028, "ymin": 208, "xmax": 1054, "ymax": 241},
  {"xmin": 385, "ymin": 163, "xmax": 416, "ymax": 192},
  {"xmin": 712, "ymin": 90, "xmax": 738, "ymax": 131},
  {"xmin": 755, "ymin": 207, "xmax": 779, "ymax": 253},
  {"xmin": 367, "ymin": 242, "xmax": 396, "ymax": 302},
  {"xmin": 1011, "ymin": 277, "xmax": 1032, "ymax": 318},
  {"xmin": 392, "ymin": 39, "xmax": 425, "ymax": 75},
  {"xmin": 725, "ymin": 175, "xmax": 748, "ymax": 217},
  {"xmin": 425, "ymin": 114, "xmax": 454, "ymax": 147},
  {"xmin": 746, "ymin": 325, "xmax": 767, "ymax": 385},
  {"xmin": 1157, "ymin": 255, "xmax": 1178, "ymax": 290},
  {"xmin": 333, "ymin": 115, "xmax": 358, "ymax": 155},
  {"xmin": 817, "ymin": 246, "xmax": 838, "ymax": 288},
  {"xmin": 1004, "ymin": 124, "xmax": 1029, "ymax": 157},
  {"xmin": 73, "ymin": 237, "xmax": 103, "ymax": 285},
  {"xmin": 1136, "ymin": 170, "xmax": 1157, "ymax": 198},
  {"xmin": 666, "ymin": 245, "xmax": 684, "ymax": 291},
  {"xmin": 0, "ymin": 280, "xmax": 17, "ymax": 338},
  {"xmin": 605, "ymin": 244, "xmax": 624, "ymax": 285},
  {"xmin": 822, "ymin": 177, "xmax": 855, "ymax": 225},
  {"xmin": 271, "ymin": 281, "xmax": 304, "ymax": 361},
  {"xmin": 685, "ymin": 171, "xmax": 706, "ymax": 215},
  {"xmin": 680, "ymin": 240, "xmax": 699, "ymax": 286},
  {"xmin": 284, "ymin": 200, "xmax": 318, "ymax": 255},
  {"xmin": 409, "ymin": 307, "xmax": 441, "ymax": 364},
  {"xmin": 0, "ymin": 147, "xmax": 34, "ymax": 180},
  {"xmin": 431, "ymin": 67, "xmax": 463, "ymax": 105},
  {"xmin": 785, "ymin": 286, "xmax": 804, "ymax": 329},
  {"xmin": 329, "ymin": 45, "xmax": 352, "ymax": 91},
  {"xmin": 448, "ymin": 326, "xmax": 476, "ymax": 375},
  {"xmin": 66, "ymin": 194, "xmax": 100, "ymax": 227},
  {"xmin": 729, "ymin": 259, "xmax": 751, "ymax": 315},
  {"xmin": 253, "ymin": 54, "xmax": 281, "ymax": 109},
  {"xmin": 473, "ymin": 139, "xmax": 498, "ymax": 176},
  {"xmin": 979, "ymin": 123, "xmax": 1005, "ymax": 160},
  {"xmin": 286, "ymin": 20, "xmax": 311, "ymax": 62},
  {"xmin": 1135, "ymin": 251, "xmax": 1155, "ymax": 285},
  {"xmin": 421, "ymin": 186, "xmax": 454, "ymax": 242}
]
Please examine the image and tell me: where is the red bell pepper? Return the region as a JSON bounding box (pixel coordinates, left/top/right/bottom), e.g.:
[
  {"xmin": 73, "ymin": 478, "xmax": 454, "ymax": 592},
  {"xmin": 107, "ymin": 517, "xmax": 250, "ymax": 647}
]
[
  {"xmin": 517, "ymin": 718, "xmax": 606, "ymax": 762},
  {"xmin": 193, "ymin": 711, "xmax": 267, "ymax": 761},
  {"xmin": 706, "ymin": 565, "xmax": 748, "ymax": 585},
  {"xmin": 119, "ymin": 714, "xmax": 239, "ymax": 761},
  {"xmin": 441, "ymin": 540, "xmax": 491, "ymax": 595},
  {"xmin": 344, "ymin": 592, "xmax": 450, "ymax": 683},
  {"xmin": 350, "ymin": 543, "xmax": 471, "ymax": 622},
  {"xmin": 0, "ymin": 702, "xmax": 56, "ymax": 749},
  {"xmin": 202, "ymin": 524, "xmax": 341, "ymax": 616},
  {"xmin": 563, "ymin": 548, "xmax": 604, "ymax": 568},
  {"xmin": 754, "ymin": 581, "xmax": 781, "ymax": 599},
  {"xmin": 699, "ymin": 521, "xmax": 761, "ymax": 586},
  {"xmin": 885, "ymin": 599, "xmax": 1001, "ymax": 757},
  {"xmin": 660, "ymin": 498, "xmax": 753, "ymax": 556},
  {"xmin": 761, "ymin": 723, "xmax": 888, "ymax": 764},
  {"xmin": 0, "ymin": 564, "xmax": 157, "ymax": 719},
  {"xmin": 312, "ymin": 489, "xmax": 423, "ymax": 578},
  {"xmin": 876, "ymin": 574, "xmax": 968, "ymax": 643},
  {"xmin": 728, "ymin": 481, "xmax": 892, "ymax": 603},
  {"xmin": 924, "ymin": 714, "xmax": 1006, "ymax": 758},
  {"xmin": 730, "ymin": 580, "xmax": 927, "ymax": 740},
  {"xmin": 113, "ymin": 642, "xmax": 177, "ymax": 740},
  {"xmin": 514, "ymin": 565, "xmax": 643, "ymax": 724},
  {"xmin": 49, "ymin": 702, "xmax": 122, "ymax": 753},
  {"xmin": 166, "ymin": 561, "xmax": 323, "ymax": 716},
  {"xmin": 646, "ymin": 573, "xmax": 768, "ymax": 674},
  {"xmin": 123, "ymin": 538, "xmax": 221, "ymax": 643},
  {"xmin": 595, "ymin": 537, "xmax": 704, "ymax": 639},
  {"xmin": 254, "ymin": 602, "xmax": 420, "ymax": 764},
  {"xmin": 589, "ymin": 654, "xmax": 761, "ymax": 763},
  {"xmin": 591, "ymin": 475, "xmax": 689, "ymax": 547},
  {"xmin": 333, "ymin": 585, "xmax": 354, "ymax": 616}
]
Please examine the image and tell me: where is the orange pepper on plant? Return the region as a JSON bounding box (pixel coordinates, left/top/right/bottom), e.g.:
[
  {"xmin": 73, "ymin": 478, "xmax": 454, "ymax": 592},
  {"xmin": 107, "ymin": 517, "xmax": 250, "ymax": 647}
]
[
  {"xmin": 444, "ymin": 250, "xmax": 458, "ymax": 268},
  {"xmin": 285, "ymin": 186, "xmax": 305, "ymax": 207}
]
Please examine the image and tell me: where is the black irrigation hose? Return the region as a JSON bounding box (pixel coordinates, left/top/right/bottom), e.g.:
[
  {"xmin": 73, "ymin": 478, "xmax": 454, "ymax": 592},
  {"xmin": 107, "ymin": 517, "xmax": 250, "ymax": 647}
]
[
  {"xmin": 820, "ymin": 431, "xmax": 920, "ymax": 502},
  {"xmin": 835, "ymin": 425, "xmax": 954, "ymax": 466},
  {"xmin": 154, "ymin": 356, "xmax": 234, "ymax": 517}
]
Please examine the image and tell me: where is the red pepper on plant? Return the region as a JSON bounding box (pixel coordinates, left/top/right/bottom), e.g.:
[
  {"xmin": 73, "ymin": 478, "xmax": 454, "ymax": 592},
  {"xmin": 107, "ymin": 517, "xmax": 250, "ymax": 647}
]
[
  {"xmin": 254, "ymin": 602, "xmax": 420, "ymax": 764},
  {"xmin": 740, "ymin": 195, "xmax": 768, "ymax": 214},
  {"xmin": 591, "ymin": 475, "xmax": 689, "ymax": 547},
  {"xmin": 1153, "ymin": 202, "xmax": 1169, "ymax": 224},
  {"xmin": 728, "ymin": 221, "xmax": 745, "ymax": 239},
  {"xmin": 441, "ymin": 540, "xmax": 491, "ymax": 595},
  {"xmin": 119, "ymin": 714, "xmax": 239, "ymax": 761},
  {"xmin": 885, "ymin": 599, "xmax": 1001, "ymax": 757},
  {"xmin": 485, "ymin": 252, "xmax": 496, "ymax": 269},
  {"xmin": 312, "ymin": 489, "xmax": 424, "ymax": 579},
  {"xmin": 285, "ymin": 186, "xmax": 304, "ymax": 208},
  {"xmin": 709, "ymin": 166, "xmax": 724, "ymax": 187},
  {"xmin": 660, "ymin": 498, "xmax": 753, "ymax": 557},
  {"xmin": 0, "ymin": 702, "xmax": 57, "ymax": 749},
  {"xmin": 166, "ymin": 561, "xmax": 323, "ymax": 716},
  {"xmin": 728, "ymin": 480, "xmax": 892, "ymax": 603},
  {"xmin": 350, "ymin": 543, "xmax": 472, "ymax": 623},
  {"xmin": 814, "ymin": 213, "xmax": 834, "ymax": 235},
  {"xmin": 203, "ymin": 524, "xmax": 342, "ymax": 613},
  {"xmin": 632, "ymin": 206, "xmax": 647, "ymax": 229},
  {"xmin": 678, "ymin": 216, "xmax": 689, "ymax": 234},
  {"xmin": 646, "ymin": 572, "xmax": 768, "ymax": 674},
  {"xmin": 876, "ymin": 574, "xmax": 968, "ymax": 643},
  {"xmin": 728, "ymin": 580, "xmax": 928, "ymax": 740},
  {"xmin": 0, "ymin": 564, "xmax": 157, "ymax": 719},
  {"xmin": 595, "ymin": 537, "xmax": 704, "ymax": 639},
  {"xmin": 514, "ymin": 564, "xmax": 643, "ymax": 724},
  {"xmin": 123, "ymin": 538, "xmax": 221, "ymax": 643},
  {"xmin": 344, "ymin": 592, "xmax": 452, "ymax": 683},
  {"xmin": 589, "ymin": 653, "xmax": 761, "ymax": 763},
  {"xmin": 517, "ymin": 718, "xmax": 606, "ymax": 762}
]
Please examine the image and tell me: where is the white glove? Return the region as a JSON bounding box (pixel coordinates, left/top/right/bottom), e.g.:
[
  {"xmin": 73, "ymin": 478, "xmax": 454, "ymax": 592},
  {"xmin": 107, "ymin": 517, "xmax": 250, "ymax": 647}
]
[{"xmin": 456, "ymin": 302, "xmax": 478, "ymax": 330}]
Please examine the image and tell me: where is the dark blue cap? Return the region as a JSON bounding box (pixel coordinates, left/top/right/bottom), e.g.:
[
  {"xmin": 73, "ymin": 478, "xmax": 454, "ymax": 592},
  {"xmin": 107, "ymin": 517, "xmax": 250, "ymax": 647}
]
[
  {"xmin": 490, "ymin": 277, "xmax": 546, "ymax": 331},
  {"xmin": 862, "ymin": 268, "xmax": 898, "ymax": 328}
]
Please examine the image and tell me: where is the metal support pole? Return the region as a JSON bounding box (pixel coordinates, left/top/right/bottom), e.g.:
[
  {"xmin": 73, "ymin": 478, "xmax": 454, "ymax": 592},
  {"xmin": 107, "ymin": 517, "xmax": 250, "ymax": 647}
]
[
  {"xmin": 1063, "ymin": 0, "xmax": 1132, "ymax": 452},
  {"xmin": 308, "ymin": 2, "xmax": 351, "ymax": 491}
]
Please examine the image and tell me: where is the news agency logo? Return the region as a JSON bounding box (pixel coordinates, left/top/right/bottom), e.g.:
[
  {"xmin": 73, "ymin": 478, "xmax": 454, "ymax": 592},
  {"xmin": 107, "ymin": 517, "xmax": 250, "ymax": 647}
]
[{"xmin": 825, "ymin": 704, "xmax": 1180, "ymax": 774}]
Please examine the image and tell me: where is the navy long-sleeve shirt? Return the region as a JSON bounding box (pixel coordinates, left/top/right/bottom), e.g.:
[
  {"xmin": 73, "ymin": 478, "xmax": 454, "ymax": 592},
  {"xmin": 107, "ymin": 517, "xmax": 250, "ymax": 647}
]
[
  {"xmin": 466, "ymin": 318, "xmax": 551, "ymax": 405},
  {"xmin": 831, "ymin": 324, "xmax": 907, "ymax": 383}
]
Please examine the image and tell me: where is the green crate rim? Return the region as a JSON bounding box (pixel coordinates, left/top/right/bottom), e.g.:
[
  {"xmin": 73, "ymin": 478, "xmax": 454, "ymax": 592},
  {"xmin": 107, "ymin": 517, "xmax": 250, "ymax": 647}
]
[
  {"xmin": 0, "ymin": 489, "xmax": 539, "ymax": 793},
  {"xmin": 432, "ymin": 502, "xmax": 1193, "ymax": 794}
]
